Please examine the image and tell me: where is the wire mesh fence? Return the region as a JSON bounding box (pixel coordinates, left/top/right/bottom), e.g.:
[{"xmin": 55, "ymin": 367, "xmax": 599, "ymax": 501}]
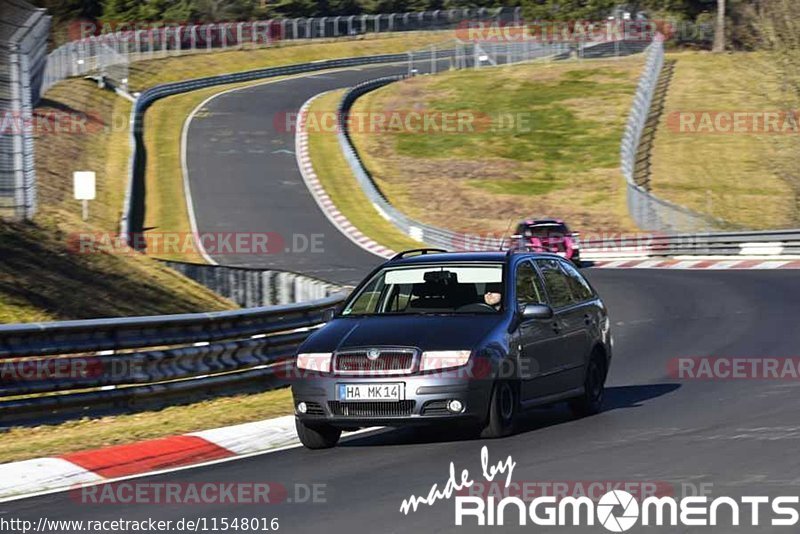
[
  {"xmin": 40, "ymin": 7, "xmax": 516, "ymax": 95},
  {"xmin": 0, "ymin": 0, "xmax": 51, "ymax": 220}
]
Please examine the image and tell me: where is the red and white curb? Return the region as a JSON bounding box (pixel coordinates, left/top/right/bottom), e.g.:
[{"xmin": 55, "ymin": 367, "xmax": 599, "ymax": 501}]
[
  {"xmin": 591, "ymin": 258, "xmax": 800, "ymax": 269},
  {"xmin": 0, "ymin": 416, "xmax": 300, "ymax": 502},
  {"xmin": 295, "ymin": 94, "xmax": 394, "ymax": 260}
]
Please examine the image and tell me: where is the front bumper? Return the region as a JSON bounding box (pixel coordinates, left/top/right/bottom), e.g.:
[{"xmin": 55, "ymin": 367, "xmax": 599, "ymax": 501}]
[{"xmin": 291, "ymin": 372, "xmax": 493, "ymax": 428}]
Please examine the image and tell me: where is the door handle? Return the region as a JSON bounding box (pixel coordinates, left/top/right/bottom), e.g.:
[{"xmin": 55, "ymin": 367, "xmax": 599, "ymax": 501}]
[
  {"xmin": 584, "ymin": 314, "xmax": 593, "ymax": 326},
  {"xmin": 552, "ymin": 321, "xmax": 561, "ymax": 334}
]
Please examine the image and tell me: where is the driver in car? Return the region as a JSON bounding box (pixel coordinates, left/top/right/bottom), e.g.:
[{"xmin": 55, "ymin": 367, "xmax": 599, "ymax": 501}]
[{"xmin": 484, "ymin": 283, "xmax": 502, "ymax": 310}]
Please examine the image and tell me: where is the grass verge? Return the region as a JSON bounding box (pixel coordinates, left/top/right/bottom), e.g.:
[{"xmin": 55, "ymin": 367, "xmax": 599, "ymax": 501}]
[
  {"xmin": 649, "ymin": 51, "xmax": 797, "ymax": 229},
  {"xmin": 1, "ymin": 78, "xmax": 234, "ymax": 323},
  {"xmin": 305, "ymin": 91, "xmax": 423, "ymax": 252},
  {"xmin": 349, "ymin": 56, "xmax": 646, "ymax": 237},
  {"xmin": 0, "ymin": 388, "xmax": 293, "ymax": 463}
]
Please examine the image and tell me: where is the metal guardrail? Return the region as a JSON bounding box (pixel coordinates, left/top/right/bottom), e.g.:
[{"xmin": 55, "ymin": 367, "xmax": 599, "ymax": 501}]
[
  {"xmin": 579, "ymin": 229, "xmax": 800, "ymax": 259},
  {"xmin": 0, "ymin": 293, "xmax": 345, "ymax": 423},
  {"xmin": 337, "ymin": 76, "xmax": 473, "ymax": 251},
  {"xmin": 162, "ymin": 260, "xmax": 340, "ymax": 307}
]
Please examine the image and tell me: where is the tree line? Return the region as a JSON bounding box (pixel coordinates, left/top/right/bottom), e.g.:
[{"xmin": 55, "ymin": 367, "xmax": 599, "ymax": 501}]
[
  {"xmin": 34, "ymin": 1, "xmax": 763, "ymax": 50},
  {"xmin": 34, "ymin": 1, "xmax": 724, "ymax": 25}
]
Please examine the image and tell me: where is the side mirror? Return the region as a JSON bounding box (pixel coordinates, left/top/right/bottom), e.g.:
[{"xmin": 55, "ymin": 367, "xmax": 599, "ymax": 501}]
[
  {"xmin": 322, "ymin": 307, "xmax": 337, "ymax": 322},
  {"xmin": 521, "ymin": 303, "xmax": 554, "ymax": 320}
]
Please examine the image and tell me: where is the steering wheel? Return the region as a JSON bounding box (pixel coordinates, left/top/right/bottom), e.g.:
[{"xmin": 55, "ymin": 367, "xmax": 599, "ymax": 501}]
[{"xmin": 456, "ymin": 302, "xmax": 496, "ymax": 312}]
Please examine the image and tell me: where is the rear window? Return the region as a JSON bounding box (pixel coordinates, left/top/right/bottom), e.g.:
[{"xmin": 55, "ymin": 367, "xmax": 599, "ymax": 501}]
[{"xmin": 520, "ymin": 223, "xmax": 569, "ymax": 238}]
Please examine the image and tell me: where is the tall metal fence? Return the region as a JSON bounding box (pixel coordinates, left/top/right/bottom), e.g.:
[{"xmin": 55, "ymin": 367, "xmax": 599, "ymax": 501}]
[
  {"xmin": 0, "ymin": 0, "xmax": 50, "ymax": 220},
  {"xmin": 620, "ymin": 37, "xmax": 725, "ymax": 232},
  {"xmin": 41, "ymin": 7, "xmax": 516, "ymax": 95}
]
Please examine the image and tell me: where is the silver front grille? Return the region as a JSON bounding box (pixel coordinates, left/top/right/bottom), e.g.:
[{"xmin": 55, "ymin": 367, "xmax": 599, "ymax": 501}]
[
  {"xmin": 329, "ymin": 401, "xmax": 415, "ymax": 417},
  {"xmin": 333, "ymin": 348, "xmax": 417, "ymax": 375}
]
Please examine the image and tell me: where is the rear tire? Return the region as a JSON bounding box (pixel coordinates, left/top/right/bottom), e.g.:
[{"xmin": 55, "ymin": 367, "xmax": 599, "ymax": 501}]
[
  {"xmin": 295, "ymin": 417, "xmax": 341, "ymax": 449},
  {"xmin": 569, "ymin": 356, "xmax": 605, "ymax": 417},
  {"xmin": 480, "ymin": 380, "xmax": 518, "ymax": 438}
]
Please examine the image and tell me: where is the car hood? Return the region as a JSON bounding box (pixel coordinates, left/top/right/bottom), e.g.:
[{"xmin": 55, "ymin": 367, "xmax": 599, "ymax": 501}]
[{"xmin": 300, "ymin": 314, "xmax": 506, "ymax": 353}]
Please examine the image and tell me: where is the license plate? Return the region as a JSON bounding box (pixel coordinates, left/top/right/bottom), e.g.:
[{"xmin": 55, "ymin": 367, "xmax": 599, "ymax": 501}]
[{"xmin": 338, "ymin": 383, "xmax": 404, "ymax": 401}]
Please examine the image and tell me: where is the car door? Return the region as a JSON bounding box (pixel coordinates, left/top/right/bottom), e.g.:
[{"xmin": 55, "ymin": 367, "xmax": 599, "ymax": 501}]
[
  {"xmin": 534, "ymin": 259, "xmax": 590, "ymax": 393},
  {"xmin": 558, "ymin": 261, "xmax": 599, "ymax": 386},
  {"xmin": 513, "ymin": 259, "xmax": 562, "ymax": 401}
]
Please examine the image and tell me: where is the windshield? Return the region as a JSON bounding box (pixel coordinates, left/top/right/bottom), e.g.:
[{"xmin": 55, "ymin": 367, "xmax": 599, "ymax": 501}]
[{"xmin": 342, "ymin": 263, "xmax": 505, "ymax": 316}]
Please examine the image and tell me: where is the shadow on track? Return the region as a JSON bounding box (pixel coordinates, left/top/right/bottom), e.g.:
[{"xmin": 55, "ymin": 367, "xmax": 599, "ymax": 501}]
[{"xmin": 340, "ymin": 383, "xmax": 680, "ymax": 448}]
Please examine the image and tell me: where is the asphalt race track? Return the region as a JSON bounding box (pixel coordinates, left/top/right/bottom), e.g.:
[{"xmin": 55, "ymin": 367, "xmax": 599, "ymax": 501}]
[
  {"xmin": 183, "ymin": 62, "xmax": 445, "ymax": 285},
  {"xmin": 5, "ymin": 269, "xmax": 800, "ymax": 532}
]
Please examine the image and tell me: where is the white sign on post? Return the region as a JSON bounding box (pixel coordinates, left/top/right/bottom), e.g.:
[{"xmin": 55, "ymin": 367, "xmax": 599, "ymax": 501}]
[
  {"xmin": 73, "ymin": 171, "xmax": 96, "ymax": 200},
  {"xmin": 73, "ymin": 171, "xmax": 96, "ymax": 221}
]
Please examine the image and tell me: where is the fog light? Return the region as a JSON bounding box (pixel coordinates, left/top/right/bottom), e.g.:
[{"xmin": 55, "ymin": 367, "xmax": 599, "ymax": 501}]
[
  {"xmin": 447, "ymin": 399, "xmax": 464, "ymax": 413},
  {"xmin": 297, "ymin": 402, "xmax": 308, "ymax": 414}
]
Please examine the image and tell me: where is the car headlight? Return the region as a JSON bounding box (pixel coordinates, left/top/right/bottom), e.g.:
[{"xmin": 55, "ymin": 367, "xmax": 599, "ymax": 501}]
[
  {"xmin": 420, "ymin": 350, "xmax": 472, "ymax": 372},
  {"xmin": 296, "ymin": 352, "xmax": 332, "ymax": 373}
]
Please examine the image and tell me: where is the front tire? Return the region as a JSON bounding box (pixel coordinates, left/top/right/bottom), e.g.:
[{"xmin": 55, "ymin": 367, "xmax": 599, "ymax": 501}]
[
  {"xmin": 569, "ymin": 356, "xmax": 605, "ymax": 417},
  {"xmin": 481, "ymin": 380, "xmax": 518, "ymax": 438},
  {"xmin": 295, "ymin": 417, "xmax": 341, "ymax": 449}
]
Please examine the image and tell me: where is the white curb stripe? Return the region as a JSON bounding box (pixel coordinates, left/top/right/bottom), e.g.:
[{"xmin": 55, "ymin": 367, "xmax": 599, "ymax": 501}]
[
  {"xmin": 294, "ymin": 93, "xmax": 394, "ymax": 260},
  {"xmin": 190, "ymin": 415, "xmax": 299, "ymax": 455},
  {"xmin": 756, "ymin": 261, "xmax": 789, "ymax": 269},
  {"xmin": 0, "ymin": 458, "xmax": 104, "ymax": 499}
]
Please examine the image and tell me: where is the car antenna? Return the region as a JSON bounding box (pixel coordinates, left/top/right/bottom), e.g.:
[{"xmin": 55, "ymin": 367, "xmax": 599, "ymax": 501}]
[{"xmin": 498, "ymin": 218, "xmax": 515, "ymax": 251}]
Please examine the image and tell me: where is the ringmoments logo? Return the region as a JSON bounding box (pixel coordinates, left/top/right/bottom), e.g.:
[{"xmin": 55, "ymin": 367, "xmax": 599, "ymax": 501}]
[{"xmin": 399, "ymin": 447, "xmax": 800, "ymax": 530}]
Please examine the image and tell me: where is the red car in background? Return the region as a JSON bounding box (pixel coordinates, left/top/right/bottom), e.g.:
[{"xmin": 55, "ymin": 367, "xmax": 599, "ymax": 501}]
[{"xmin": 509, "ymin": 218, "xmax": 582, "ymax": 266}]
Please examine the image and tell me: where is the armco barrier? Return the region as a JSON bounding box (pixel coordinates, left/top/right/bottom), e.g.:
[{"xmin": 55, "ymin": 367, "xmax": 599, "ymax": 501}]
[
  {"xmin": 0, "ymin": 293, "xmax": 345, "ymax": 424},
  {"xmin": 161, "ymin": 260, "xmax": 339, "ymax": 307},
  {"xmin": 121, "ymin": 50, "xmax": 454, "ymax": 241}
]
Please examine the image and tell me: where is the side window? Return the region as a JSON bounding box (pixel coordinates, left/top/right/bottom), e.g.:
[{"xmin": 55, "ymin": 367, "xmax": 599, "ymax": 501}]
[
  {"xmin": 535, "ymin": 259, "xmax": 574, "ymax": 308},
  {"xmin": 515, "ymin": 261, "xmax": 546, "ymax": 306},
  {"xmin": 559, "ymin": 261, "xmax": 594, "ymax": 302}
]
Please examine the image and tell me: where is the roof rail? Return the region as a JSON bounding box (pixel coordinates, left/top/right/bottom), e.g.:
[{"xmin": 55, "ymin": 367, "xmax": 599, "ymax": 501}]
[{"xmin": 390, "ymin": 248, "xmax": 448, "ymax": 261}]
